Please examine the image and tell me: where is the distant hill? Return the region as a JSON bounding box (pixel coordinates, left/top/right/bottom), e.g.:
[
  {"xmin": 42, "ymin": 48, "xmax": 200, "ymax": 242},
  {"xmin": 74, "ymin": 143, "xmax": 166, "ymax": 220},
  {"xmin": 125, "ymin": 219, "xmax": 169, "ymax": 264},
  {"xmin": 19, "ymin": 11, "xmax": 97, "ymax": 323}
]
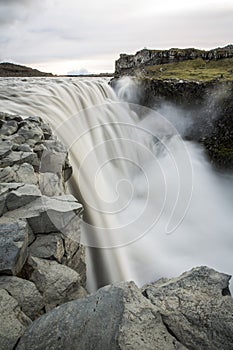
[{"xmin": 0, "ymin": 62, "xmax": 53, "ymax": 77}]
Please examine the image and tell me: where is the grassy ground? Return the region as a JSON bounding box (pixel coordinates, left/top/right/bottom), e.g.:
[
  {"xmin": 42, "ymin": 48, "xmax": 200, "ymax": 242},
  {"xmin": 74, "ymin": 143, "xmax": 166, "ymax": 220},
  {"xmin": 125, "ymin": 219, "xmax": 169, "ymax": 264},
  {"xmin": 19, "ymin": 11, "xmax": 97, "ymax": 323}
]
[{"xmin": 144, "ymin": 58, "xmax": 233, "ymax": 82}]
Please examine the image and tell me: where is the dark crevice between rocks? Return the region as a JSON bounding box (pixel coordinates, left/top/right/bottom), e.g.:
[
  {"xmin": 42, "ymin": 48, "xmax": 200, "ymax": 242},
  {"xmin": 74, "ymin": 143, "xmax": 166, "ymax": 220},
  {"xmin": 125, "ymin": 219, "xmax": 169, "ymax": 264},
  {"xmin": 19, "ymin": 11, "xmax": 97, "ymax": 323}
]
[
  {"xmin": 141, "ymin": 289, "xmax": 185, "ymax": 347},
  {"xmin": 12, "ymin": 336, "xmax": 21, "ymax": 350},
  {"xmin": 18, "ymin": 260, "xmax": 34, "ymax": 280},
  {"xmin": 222, "ymin": 286, "xmax": 231, "ymax": 296},
  {"xmin": 141, "ymin": 288, "xmax": 149, "ymax": 299},
  {"xmin": 162, "ymin": 318, "xmax": 183, "ymax": 345}
]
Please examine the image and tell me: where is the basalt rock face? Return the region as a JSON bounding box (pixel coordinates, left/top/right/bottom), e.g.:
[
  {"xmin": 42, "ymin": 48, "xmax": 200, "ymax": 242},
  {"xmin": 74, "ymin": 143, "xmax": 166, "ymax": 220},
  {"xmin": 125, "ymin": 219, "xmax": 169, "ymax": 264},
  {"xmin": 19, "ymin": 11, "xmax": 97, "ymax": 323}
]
[
  {"xmin": 112, "ymin": 46, "xmax": 233, "ymax": 169},
  {"xmin": 142, "ymin": 79, "xmax": 233, "ymax": 169},
  {"xmin": 0, "ymin": 112, "xmax": 86, "ymax": 349},
  {"xmin": 16, "ymin": 267, "xmax": 233, "ymax": 350},
  {"xmin": 115, "ymin": 45, "xmax": 233, "ymax": 77}
]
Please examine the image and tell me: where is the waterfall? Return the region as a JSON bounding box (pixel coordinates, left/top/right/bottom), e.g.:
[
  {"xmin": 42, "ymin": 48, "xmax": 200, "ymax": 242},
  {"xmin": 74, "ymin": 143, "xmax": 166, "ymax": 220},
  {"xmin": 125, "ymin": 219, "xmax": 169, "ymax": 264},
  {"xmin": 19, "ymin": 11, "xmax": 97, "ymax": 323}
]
[{"xmin": 0, "ymin": 77, "xmax": 232, "ymax": 292}]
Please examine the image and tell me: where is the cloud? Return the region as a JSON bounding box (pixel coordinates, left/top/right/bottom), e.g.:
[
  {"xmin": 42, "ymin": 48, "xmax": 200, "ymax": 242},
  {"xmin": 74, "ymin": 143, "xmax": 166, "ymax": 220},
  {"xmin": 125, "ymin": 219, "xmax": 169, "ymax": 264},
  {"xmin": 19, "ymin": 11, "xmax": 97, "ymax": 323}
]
[
  {"xmin": 0, "ymin": 0, "xmax": 41, "ymax": 25},
  {"xmin": 0, "ymin": 0, "xmax": 232, "ymax": 73},
  {"xmin": 67, "ymin": 68, "xmax": 90, "ymax": 75}
]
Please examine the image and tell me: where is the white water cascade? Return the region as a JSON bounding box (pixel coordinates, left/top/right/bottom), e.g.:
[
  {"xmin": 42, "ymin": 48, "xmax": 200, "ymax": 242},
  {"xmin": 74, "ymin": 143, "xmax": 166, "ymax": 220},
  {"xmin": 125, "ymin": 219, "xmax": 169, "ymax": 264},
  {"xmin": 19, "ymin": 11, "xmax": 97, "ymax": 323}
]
[{"xmin": 0, "ymin": 77, "xmax": 232, "ymax": 292}]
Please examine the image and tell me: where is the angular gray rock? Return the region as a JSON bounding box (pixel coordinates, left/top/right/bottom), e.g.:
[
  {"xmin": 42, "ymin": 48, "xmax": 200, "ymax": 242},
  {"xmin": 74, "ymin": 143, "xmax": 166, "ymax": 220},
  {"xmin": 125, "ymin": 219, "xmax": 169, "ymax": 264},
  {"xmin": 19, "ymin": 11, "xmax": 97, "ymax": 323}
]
[
  {"xmin": 16, "ymin": 281, "xmax": 186, "ymax": 350},
  {"xmin": 0, "ymin": 218, "xmax": 28, "ymax": 275},
  {"xmin": 0, "ymin": 163, "xmax": 37, "ymax": 184},
  {"xmin": 17, "ymin": 120, "xmax": 44, "ymax": 145},
  {"xmin": 4, "ymin": 194, "xmax": 83, "ymax": 236},
  {"xmin": 5, "ymin": 132, "xmax": 25, "ymax": 144},
  {"xmin": 39, "ymin": 122, "xmax": 53, "ymax": 140},
  {"xmin": 28, "ymin": 231, "xmax": 86, "ymax": 286},
  {"xmin": 37, "ymin": 138, "xmax": 72, "ymax": 181},
  {"xmin": 142, "ymin": 266, "xmax": 233, "ymax": 350},
  {"xmin": 0, "ymin": 276, "xmax": 44, "ymax": 320},
  {"xmin": 29, "ymin": 233, "xmax": 65, "ymax": 262},
  {"xmin": 0, "ymin": 120, "xmax": 18, "ymax": 136},
  {"xmin": 0, "ymin": 166, "xmax": 15, "ymax": 183},
  {"xmin": 0, "ymin": 112, "xmax": 22, "ymax": 123},
  {"xmin": 0, "ymin": 150, "xmax": 38, "ymax": 168},
  {"xmin": 12, "ymin": 143, "xmax": 32, "ymax": 152},
  {"xmin": 0, "ymin": 289, "xmax": 31, "ymax": 350},
  {"xmin": 39, "ymin": 172, "xmax": 64, "ymax": 196},
  {"xmin": 0, "ymin": 140, "xmax": 12, "ymax": 159},
  {"xmin": 39, "ymin": 139, "xmax": 67, "ymax": 175},
  {"xmin": 5, "ymin": 183, "xmax": 41, "ymax": 211},
  {"xmin": 13, "ymin": 163, "xmax": 38, "ymax": 185},
  {"xmin": 61, "ymin": 235, "xmax": 86, "ymax": 286},
  {"xmin": 26, "ymin": 256, "xmax": 84, "ymax": 311},
  {"xmin": 0, "ymin": 183, "xmax": 41, "ymax": 215}
]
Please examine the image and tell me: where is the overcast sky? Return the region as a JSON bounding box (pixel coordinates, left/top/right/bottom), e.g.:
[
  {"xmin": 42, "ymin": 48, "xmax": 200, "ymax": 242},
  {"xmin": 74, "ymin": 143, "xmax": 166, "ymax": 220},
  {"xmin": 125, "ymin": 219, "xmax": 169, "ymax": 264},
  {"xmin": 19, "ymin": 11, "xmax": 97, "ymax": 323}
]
[{"xmin": 0, "ymin": 0, "xmax": 233, "ymax": 74}]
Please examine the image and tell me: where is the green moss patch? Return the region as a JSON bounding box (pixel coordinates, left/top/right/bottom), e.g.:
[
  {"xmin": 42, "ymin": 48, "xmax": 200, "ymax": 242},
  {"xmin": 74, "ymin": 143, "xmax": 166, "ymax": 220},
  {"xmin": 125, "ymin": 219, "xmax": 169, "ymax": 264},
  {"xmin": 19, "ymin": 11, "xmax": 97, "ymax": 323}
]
[{"xmin": 144, "ymin": 58, "xmax": 233, "ymax": 82}]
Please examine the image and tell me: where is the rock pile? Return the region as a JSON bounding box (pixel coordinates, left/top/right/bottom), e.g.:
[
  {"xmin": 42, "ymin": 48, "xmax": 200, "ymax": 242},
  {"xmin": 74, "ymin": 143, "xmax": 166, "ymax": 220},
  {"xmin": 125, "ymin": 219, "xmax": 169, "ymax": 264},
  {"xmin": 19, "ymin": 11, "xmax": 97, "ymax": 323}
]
[
  {"xmin": 16, "ymin": 267, "xmax": 233, "ymax": 350},
  {"xmin": 0, "ymin": 112, "xmax": 86, "ymax": 349}
]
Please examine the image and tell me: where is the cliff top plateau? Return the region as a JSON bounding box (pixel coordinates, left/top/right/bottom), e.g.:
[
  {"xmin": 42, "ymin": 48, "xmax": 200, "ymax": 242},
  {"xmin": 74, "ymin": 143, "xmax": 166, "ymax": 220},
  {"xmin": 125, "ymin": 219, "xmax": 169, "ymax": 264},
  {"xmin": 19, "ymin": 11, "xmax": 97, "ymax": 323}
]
[{"xmin": 115, "ymin": 44, "xmax": 233, "ymax": 81}]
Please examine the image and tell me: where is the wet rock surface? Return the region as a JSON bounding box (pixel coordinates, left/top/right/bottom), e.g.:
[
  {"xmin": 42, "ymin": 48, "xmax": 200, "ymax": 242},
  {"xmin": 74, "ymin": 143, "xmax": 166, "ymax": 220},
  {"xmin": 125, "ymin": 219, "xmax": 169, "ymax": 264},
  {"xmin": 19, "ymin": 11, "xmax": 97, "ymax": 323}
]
[{"xmin": 111, "ymin": 77, "xmax": 233, "ymax": 169}]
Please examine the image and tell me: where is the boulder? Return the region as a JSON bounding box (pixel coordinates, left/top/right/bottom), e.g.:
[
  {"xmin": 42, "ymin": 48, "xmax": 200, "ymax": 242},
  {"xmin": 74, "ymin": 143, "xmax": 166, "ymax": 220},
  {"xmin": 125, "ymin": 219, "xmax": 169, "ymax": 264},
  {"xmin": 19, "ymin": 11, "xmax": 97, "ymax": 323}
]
[
  {"xmin": 28, "ymin": 231, "xmax": 86, "ymax": 286},
  {"xmin": 16, "ymin": 281, "xmax": 186, "ymax": 350},
  {"xmin": 26, "ymin": 256, "xmax": 84, "ymax": 311},
  {"xmin": 38, "ymin": 139, "xmax": 72, "ymax": 181},
  {"xmin": 12, "ymin": 143, "xmax": 32, "ymax": 152},
  {"xmin": 0, "ymin": 140, "xmax": 12, "ymax": 159},
  {"xmin": 0, "ymin": 289, "xmax": 31, "ymax": 350},
  {"xmin": 142, "ymin": 266, "xmax": 233, "ymax": 350},
  {"xmin": 0, "ymin": 276, "xmax": 44, "ymax": 320},
  {"xmin": 39, "ymin": 122, "xmax": 53, "ymax": 140},
  {"xmin": 0, "ymin": 163, "xmax": 37, "ymax": 185},
  {"xmin": 39, "ymin": 140, "xmax": 67, "ymax": 175},
  {"xmin": 0, "ymin": 120, "xmax": 18, "ymax": 136},
  {"xmin": 17, "ymin": 120, "xmax": 44, "ymax": 145},
  {"xmin": 4, "ymin": 195, "xmax": 83, "ymax": 236},
  {"xmin": 29, "ymin": 233, "xmax": 65, "ymax": 262},
  {"xmin": 61, "ymin": 235, "xmax": 86, "ymax": 286},
  {"xmin": 0, "ymin": 166, "xmax": 15, "ymax": 183},
  {"xmin": 0, "ymin": 183, "xmax": 41, "ymax": 215},
  {"xmin": 0, "ymin": 112, "xmax": 23, "ymax": 123},
  {"xmin": 0, "ymin": 150, "xmax": 38, "ymax": 168},
  {"xmin": 4, "ymin": 183, "xmax": 41, "ymax": 211},
  {"xmin": 4, "ymin": 133, "xmax": 25, "ymax": 145},
  {"xmin": 13, "ymin": 163, "xmax": 38, "ymax": 185},
  {"xmin": 39, "ymin": 172, "xmax": 64, "ymax": 196},
  {"xmin": 0, "ymin": 218, "xmax": 28, "ymax": 275}
]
